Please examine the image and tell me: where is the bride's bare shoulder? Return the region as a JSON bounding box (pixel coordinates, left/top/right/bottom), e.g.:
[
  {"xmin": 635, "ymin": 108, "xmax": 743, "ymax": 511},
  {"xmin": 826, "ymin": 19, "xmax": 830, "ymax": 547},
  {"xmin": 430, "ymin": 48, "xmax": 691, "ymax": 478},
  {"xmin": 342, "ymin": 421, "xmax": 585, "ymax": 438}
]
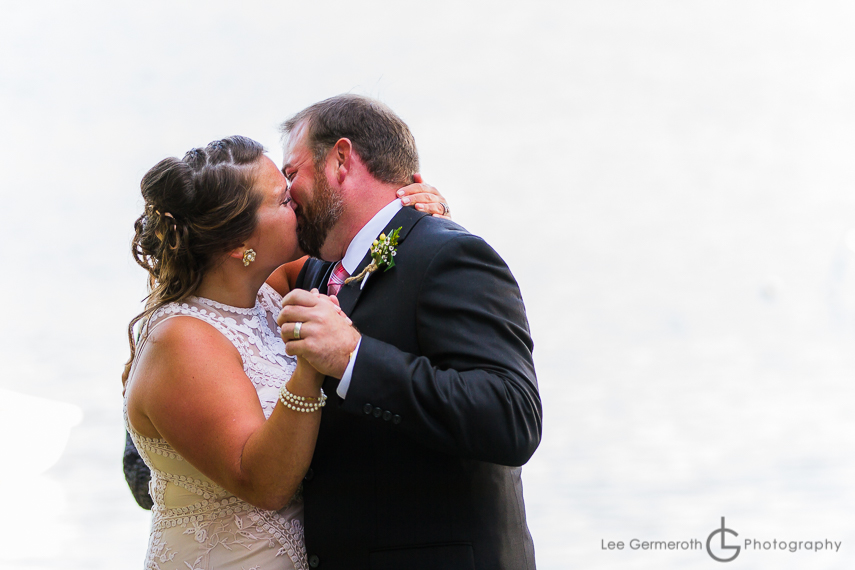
[{"xmin": 137, "ymin": 316, "xmax": 243, "ymax": 387}]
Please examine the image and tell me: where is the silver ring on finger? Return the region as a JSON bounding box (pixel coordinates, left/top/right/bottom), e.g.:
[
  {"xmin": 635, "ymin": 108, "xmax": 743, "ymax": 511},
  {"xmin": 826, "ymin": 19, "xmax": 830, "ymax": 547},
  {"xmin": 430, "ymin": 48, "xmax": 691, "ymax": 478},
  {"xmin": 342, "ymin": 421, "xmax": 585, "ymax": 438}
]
[
  {"xmin": 293, "ymin": 322, "xmax": 302, "ymax": 340},
  {"xmin": 439, "ymin": 202, "xmax": 450, "ymax": 216}
]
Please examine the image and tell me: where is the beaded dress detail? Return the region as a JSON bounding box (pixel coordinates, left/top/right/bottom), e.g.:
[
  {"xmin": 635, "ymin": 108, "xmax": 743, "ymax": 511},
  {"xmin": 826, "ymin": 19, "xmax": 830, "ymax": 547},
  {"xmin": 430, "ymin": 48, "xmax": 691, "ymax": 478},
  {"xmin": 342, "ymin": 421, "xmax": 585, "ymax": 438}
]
[{"xmin": 124, "ymin": 284, "xmax": 307, "ymax": 570}]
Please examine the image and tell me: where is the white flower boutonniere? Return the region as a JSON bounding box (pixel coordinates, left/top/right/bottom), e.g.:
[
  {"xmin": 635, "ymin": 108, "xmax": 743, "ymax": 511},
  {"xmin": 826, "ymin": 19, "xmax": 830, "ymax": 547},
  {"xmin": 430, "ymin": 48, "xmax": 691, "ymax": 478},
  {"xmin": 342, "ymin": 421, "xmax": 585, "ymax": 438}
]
[{"xmin": 345, "ymin": 227, "xmax": 401, "ymax": 285}]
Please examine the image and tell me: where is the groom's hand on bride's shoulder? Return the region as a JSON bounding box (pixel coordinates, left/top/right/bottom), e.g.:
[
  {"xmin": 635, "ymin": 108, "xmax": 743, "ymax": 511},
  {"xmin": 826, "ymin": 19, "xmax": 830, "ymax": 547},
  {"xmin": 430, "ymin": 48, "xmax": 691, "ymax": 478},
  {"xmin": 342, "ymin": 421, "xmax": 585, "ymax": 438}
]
[{"xmin": 277, "ymin": 288, "xmax": 360, "ymax": 379}]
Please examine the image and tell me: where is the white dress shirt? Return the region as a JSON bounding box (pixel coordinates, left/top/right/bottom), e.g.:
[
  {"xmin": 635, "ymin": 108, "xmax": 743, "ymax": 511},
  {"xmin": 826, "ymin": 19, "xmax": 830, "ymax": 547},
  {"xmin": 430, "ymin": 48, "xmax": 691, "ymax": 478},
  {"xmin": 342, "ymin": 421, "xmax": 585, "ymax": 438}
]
[{"xmin": 336, "ymin": 199, "xmax": 403, "ymax": 398}]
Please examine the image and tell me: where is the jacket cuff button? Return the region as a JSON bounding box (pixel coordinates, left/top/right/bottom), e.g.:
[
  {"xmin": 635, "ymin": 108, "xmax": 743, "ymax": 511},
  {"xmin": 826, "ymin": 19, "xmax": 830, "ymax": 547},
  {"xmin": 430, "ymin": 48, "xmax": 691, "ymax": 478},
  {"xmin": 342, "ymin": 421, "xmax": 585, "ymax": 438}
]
[
  {"xmin": 382, "ymin": 410, "xmax": 392, "ymax": 421},
  {"xmin": 373, "ymin": 407, "xmax": 382, "ymax": 418},
  {"xmin": 392, "ymin": 414, "xmax": 401, "ymax": 424},
  {"xmin": 363, "ymin": 403, "xmax": 372, "ymax": 415}
]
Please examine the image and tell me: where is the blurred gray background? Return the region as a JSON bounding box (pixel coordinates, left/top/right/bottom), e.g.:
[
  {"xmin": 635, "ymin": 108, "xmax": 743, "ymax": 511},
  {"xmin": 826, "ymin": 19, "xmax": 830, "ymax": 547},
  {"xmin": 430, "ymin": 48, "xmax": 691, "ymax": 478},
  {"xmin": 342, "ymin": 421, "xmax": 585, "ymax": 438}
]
[{"xmin": 1, "ymin": 1, "xmax": 853, "ymax": 568}]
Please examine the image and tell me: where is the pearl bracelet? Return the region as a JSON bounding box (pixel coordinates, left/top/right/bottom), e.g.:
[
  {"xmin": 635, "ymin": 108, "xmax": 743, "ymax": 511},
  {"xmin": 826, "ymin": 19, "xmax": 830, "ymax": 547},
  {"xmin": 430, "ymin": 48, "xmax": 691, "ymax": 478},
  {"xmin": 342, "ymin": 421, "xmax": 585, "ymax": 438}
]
[{"xmin": 279, "ymin": 383, "xmax": 327, "ymax": 413}]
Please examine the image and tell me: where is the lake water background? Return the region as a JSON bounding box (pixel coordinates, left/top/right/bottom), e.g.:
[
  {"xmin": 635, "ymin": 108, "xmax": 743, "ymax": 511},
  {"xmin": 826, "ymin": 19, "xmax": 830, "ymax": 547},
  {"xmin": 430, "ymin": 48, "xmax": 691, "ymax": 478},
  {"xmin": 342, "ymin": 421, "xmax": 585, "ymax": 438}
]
[{"xmin": 1, "ymin": 1, "xmax": 854, "ymax": 568}]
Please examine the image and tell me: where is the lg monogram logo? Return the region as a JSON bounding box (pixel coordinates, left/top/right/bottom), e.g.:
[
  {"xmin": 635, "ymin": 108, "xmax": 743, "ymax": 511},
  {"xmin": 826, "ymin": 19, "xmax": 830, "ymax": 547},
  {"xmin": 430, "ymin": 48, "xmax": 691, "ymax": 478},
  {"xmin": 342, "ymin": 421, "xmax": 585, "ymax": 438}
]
[{"xmin": 706, "ymin": 517, "xmax": 740, "ymax": 562}]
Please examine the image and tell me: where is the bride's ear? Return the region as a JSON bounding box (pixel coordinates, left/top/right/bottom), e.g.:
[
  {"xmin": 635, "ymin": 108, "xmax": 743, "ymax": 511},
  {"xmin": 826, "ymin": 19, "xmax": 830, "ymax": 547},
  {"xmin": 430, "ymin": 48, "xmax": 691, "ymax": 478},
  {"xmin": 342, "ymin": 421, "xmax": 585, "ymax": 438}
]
[
  {"xmin": 230, "ymin": 244, "xmax": 258, "ymax": 267},
  {"xmin": 228, "ymin": 244, "xmax": 248, "ymax": 263}
]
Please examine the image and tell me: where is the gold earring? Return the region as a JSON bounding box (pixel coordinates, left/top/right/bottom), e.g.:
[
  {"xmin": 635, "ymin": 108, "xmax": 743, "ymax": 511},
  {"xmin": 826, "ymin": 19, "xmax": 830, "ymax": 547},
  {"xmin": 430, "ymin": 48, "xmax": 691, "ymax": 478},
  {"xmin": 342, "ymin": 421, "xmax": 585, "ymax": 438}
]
[{"xmin": 242, "ymin": 249, "xmax": 256, "ymax": 266}]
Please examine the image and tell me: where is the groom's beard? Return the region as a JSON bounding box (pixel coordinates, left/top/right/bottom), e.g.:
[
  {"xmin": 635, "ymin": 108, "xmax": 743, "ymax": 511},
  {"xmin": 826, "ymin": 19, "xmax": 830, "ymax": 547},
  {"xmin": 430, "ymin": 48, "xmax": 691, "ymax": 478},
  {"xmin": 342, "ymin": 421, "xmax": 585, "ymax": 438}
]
[{"xmin": 295, "ymin": 168, "xmax": 345, "ymax": 259}]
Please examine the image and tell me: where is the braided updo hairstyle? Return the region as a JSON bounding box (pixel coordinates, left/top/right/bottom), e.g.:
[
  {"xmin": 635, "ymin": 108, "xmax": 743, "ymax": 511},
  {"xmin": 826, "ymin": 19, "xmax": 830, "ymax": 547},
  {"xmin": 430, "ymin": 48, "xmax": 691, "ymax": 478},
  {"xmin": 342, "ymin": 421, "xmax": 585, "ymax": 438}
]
[{"xmin": 126, "ymin": 136, "xmax": 266, "ymax": 373}]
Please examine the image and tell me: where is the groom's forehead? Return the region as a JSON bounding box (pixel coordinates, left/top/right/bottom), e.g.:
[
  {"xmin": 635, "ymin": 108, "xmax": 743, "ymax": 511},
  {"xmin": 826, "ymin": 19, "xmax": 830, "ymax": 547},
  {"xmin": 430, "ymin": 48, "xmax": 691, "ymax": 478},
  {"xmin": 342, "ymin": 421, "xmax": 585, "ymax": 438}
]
[
  {"xmin": 284, "ymin": 122, "xmax": 309, "ymax": 154},
  {"xmin": 282, "ymin": 123, "xmax": 311, "ymax": 169}
]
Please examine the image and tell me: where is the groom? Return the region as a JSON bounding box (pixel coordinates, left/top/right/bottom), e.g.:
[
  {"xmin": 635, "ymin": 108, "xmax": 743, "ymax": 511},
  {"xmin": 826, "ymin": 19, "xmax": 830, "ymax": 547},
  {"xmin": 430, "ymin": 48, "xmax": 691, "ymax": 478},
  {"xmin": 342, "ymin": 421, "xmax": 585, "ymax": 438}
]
[{"xmin": 277, "ymin": 94, "xmax": 541, "ymax": 570}]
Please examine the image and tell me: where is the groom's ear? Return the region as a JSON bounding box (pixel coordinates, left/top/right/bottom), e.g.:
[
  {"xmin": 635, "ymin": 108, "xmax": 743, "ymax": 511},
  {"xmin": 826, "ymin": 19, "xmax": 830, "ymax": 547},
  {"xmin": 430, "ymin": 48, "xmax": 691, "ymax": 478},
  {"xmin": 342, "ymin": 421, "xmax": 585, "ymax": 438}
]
[{"xmin": 331, "ymin": 138, "xmax": 353, "ymax": 184}]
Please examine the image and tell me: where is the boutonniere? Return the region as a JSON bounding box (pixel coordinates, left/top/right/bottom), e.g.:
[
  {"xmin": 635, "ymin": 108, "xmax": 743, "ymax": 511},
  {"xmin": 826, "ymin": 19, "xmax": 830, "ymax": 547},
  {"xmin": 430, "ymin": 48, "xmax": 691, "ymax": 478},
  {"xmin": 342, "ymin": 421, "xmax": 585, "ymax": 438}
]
[{"xmin": 345, "ymin": 227, "xmax": 401, "ymax": 285}]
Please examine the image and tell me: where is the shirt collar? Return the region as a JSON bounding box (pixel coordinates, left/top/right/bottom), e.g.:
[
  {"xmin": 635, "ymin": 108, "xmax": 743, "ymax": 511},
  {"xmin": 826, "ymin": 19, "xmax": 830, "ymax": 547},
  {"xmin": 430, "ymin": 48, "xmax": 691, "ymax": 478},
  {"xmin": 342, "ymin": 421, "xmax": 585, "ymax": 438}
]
[{"xmin": 340, "ymin": 199, "xmax": 403, "ymax": 274}]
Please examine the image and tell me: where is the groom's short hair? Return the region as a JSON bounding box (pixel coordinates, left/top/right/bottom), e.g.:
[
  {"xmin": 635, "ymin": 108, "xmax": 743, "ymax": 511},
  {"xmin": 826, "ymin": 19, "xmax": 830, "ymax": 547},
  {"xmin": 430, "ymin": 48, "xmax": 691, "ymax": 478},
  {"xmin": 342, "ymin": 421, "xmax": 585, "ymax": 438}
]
[{"xmin": 280, "ymin": 94, "xmax": 419, "ymax": 186}]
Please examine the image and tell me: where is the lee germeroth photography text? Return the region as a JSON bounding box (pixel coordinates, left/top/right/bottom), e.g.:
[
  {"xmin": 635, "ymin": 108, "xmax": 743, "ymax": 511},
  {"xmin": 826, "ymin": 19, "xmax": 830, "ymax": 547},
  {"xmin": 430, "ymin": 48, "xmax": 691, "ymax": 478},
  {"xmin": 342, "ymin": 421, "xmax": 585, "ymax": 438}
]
[{"xmin": 601, "ymin": 517, "xmax": 842, "ymax": 563}]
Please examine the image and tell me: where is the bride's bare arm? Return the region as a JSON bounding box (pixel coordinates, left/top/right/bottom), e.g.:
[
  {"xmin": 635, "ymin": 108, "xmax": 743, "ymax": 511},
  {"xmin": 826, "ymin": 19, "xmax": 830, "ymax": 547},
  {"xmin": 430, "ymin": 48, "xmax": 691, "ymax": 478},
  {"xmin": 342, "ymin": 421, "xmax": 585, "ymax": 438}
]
[
  {"xmin": 126, "ymin": 316, "xmax": 323, "ymax": 511},
  {"xmin": 266, "ymin": 257, "xmax": 310, "ymax": 296}
]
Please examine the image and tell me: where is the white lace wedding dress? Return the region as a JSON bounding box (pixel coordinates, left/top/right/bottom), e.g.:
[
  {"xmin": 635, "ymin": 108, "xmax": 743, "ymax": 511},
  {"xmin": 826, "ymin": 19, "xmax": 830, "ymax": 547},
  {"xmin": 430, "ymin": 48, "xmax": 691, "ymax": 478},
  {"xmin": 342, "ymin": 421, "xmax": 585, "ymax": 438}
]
[{"xmin": 124, "ymin": 284, "xmax": 308, "ymax": 570}]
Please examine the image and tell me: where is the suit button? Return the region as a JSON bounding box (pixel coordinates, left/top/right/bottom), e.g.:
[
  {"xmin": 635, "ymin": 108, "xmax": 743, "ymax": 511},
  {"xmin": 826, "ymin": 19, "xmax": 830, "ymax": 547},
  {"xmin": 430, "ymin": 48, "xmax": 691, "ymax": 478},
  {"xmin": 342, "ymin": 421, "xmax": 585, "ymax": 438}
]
[
  {"xmin": 382, "ymin": 410, "xmax": 392, "ymax": 421},
  {"xmin": 304, "ymin": 468, "xmax": 314, "ymax": 481},
  {"xmin": 373, "ymin": 407, "xmax": 382, "ymax": 418},
  {"xmin": 363, "ymin": 403, "xmax": 373, "ymax": 415},
  {"xmin": 392, "ymin": 414, "xmax": 401, "ymax": 424},
  {"xmin": 309, "ymin": 554, "xmax": 320, "ymax": 567}
]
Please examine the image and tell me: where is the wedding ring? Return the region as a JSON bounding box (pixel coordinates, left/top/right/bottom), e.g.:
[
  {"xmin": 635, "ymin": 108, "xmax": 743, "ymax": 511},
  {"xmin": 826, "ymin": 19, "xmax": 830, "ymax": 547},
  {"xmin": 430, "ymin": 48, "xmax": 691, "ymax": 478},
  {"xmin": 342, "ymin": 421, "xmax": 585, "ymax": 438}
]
[
  {"xmin": 293, "ymin": 322, "xmax": 302, "ymax": 340},
  {"xmin": 439, "ymin": 202, "xmax": 450, "ymax": 216}
]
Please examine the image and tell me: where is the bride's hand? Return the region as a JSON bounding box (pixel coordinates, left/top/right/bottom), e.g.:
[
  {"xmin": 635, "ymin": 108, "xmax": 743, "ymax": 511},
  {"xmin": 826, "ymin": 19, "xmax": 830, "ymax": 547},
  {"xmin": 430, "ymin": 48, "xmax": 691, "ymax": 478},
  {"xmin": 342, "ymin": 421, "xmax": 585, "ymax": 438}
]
[{"xmin": 396, "ymin": 173, "xmax": 452, "ymax": 219}]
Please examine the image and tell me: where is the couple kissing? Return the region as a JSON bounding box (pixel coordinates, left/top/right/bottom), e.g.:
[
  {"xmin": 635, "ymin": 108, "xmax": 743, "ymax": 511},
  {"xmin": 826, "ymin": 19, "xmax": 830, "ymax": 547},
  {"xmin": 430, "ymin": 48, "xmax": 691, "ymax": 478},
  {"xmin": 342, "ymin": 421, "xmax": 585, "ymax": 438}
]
[{"xmin": 123, "ymin": 94, "xmax": 541, "ymax": 570}]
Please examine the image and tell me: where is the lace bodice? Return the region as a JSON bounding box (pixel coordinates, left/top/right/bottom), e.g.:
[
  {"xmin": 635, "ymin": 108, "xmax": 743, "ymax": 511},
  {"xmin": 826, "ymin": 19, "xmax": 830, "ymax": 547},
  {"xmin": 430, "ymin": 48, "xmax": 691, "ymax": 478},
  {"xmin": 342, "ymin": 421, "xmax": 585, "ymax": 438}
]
[{"xmin": 125, "ymin": 284, "xmax": 307, "ymax": 570}]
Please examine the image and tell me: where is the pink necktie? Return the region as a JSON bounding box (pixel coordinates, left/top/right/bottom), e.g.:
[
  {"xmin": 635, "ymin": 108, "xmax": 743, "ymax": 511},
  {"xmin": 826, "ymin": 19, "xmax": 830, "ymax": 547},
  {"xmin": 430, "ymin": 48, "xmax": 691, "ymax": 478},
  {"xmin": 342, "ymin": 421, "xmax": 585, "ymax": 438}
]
[{"xmin": 327, "ymin": 261, "xmax": 349, "ymax": 296}]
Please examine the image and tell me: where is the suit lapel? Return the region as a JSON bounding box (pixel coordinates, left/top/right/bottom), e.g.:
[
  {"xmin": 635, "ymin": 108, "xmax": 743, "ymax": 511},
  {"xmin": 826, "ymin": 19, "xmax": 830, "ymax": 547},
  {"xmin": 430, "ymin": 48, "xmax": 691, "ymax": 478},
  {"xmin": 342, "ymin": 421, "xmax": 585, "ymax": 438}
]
[
  {"xmin": 335, "ymin": 207, "xmax": 428, "ymax": 316},
  {"xmin": 297, "ymin": 258, "xmax": 336, "ymax": 292},
  {"xmin": 318, "ymin": 262, "xmax": 336, "ymax": 294}
]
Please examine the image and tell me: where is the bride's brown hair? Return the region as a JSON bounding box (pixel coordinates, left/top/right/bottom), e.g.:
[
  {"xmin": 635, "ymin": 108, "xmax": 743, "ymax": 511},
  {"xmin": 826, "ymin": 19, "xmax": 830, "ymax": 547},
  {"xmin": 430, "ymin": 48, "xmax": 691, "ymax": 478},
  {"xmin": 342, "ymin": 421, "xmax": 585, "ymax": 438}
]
[{"xmin": 126, "ymin": 136, "xmax": 266, "ymax": 376}]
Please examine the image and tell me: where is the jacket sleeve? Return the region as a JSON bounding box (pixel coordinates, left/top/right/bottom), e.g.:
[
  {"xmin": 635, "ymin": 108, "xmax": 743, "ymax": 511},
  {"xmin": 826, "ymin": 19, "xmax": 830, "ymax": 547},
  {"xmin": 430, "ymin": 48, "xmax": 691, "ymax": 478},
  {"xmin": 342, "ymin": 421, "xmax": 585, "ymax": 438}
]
[
  {"xmin": 342, "ymin": 233, "xmax": 542, "ymax": 466},
  {"xmin": 123, "ymin": 431, "xmax": 153, "ymax": 509}
]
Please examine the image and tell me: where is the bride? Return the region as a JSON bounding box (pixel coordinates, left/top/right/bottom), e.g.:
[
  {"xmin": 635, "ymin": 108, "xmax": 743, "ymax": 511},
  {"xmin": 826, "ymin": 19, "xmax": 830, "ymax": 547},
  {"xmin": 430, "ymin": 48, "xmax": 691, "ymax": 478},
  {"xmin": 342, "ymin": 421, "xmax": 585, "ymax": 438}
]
[{"xmin": 123, "ymin": 135, "xmax": 448, "ymax": 570}]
